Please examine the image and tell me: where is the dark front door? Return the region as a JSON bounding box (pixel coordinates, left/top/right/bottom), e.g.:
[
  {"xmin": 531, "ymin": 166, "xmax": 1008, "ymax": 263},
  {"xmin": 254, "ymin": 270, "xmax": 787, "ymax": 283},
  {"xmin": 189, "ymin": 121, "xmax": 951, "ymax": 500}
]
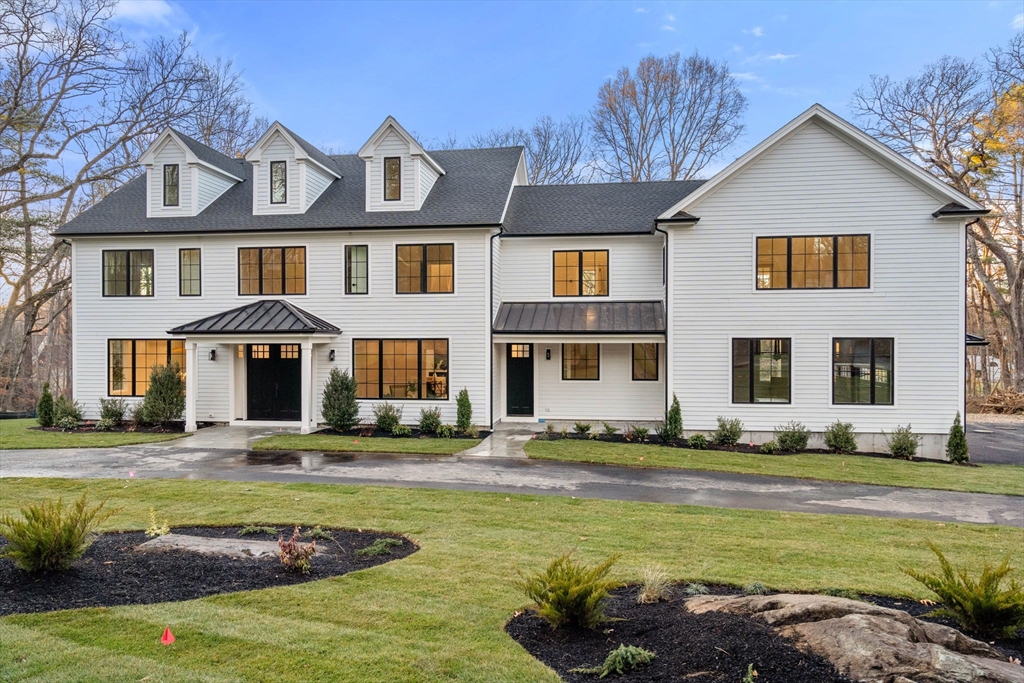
[
  {"xmin": 247, "ymin": 344, "xmax": 301, "ymax": 421},
  {"xmin": 506, "ymin": 343, "xmax": 534, "ymax": 416}
]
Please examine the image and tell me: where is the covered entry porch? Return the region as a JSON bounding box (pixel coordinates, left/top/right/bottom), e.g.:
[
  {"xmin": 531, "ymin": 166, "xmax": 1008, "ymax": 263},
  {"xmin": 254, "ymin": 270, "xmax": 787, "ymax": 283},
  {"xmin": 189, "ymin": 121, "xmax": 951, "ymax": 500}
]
[{"xmin": 169, "ymin": 300, "xmax": 340, "ymax": 434}]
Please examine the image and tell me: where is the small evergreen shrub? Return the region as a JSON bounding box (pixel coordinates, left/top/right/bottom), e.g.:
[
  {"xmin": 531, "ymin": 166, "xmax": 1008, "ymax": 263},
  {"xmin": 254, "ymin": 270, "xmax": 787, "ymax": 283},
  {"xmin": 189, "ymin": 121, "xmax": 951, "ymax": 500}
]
[
  {"xmin": 418, "ymin": 406, "xmax": 443, "ymax": 434},
  {"xmin": 435, "ymin": 424, "xmax": 456, "ymax": 439},
  {"xmin": 95, "ymin": 418, "xmax": 116, "ymax": 432},
  {"xmin": 662, "ymin": 394, "xmax": 683, "ymax": 442},
  {"xmin": 36, "ymin": 383, "xmax": 54, "ymax": 427},
  {"xmin": 885, "ymin": 424, "xmax": 919, "ymax": 460},
  {"xmin": 601, "ymin": 421, "xmax": 620, "ymax": 437},
  {"xmin": 0, "ymin": 493, "xmax": 115, "ymax": 573},
  {"xmin": 356, "ymin": 537, "xmax": 403, "ymax": 556},
  {"xmin": 129, "ymin": 401, "xmax": 147, "ymax": 427},
  {"xmin": 713, "ymin": 417, "xmax": 743, "ymax": 446},
  {"xmin": 144, "ymin": 508, "xmax": 170, "ymax": 538},
  {"xmin": 774, "ymin": 420, "xmax": 810, "ymax": 452},
  {"xmin": 632, "ymin": 426, "xmax": 649, "ymax": 443},
  {"xmin": 141, "ymin": 363, "xmax": 185, "ymax": 425},
  {"xmin": 55, "ymin": 416, "xmax": 78, "ymax": 431},
  {"xmin": 456, "ymin": 388, "xmax": 473, "ymax": 433},
  {"xmin": 238, "ymin": 525, "xmax": 277, "ymax": 536},
  {"xmin": 821, "ymin": 587, "xmax": 862, "ymax": 601},
  {"xmin": 622, "ymin": 424, "xmax": 637, "ymax": 441},
  {"xmin": 687, "ymin": 434, "xmax": 708, "ymax": 450},
  {"xmin": 53, "ymin": 395, "xmax": 83, "ymax": 424},
  {"xmin": 684, "ymin": 582, "xmax": 710, "ymax": 596},
  {"xmin": 322, "ymin": 368, "xmax": 359, "ymax": 431},
  {"xmin": 98, "ymin": 397, "xmax": 127, "ymax": 424},
  {"xmin": 903, "ymin": 543, "xmax": 1024, "ymax": 638},
  {"xmin": 303, "ymin": 526, "xmax": 334, "ymax": 541},
  {"xmin": 572, "ymin": 644, "xmax": 656, "ymax": 678},
  {"xmin": 636, "ymin": 564, "xmax": 673, "ymax": 604},
  {"xmin": 743, "ymin": 581, "xmax": 769, "ymax": 596},
  {"xmin": 515, "ymin": 552, "xmax": 622, "ymax": 630},
  {"xmin": 742, "ymin": 663, "xmax": 758, "ymax": 683},
  {"xmin": 278, "ymin": 527, "xmax": 316, "ymax": 574},
  {"xmin": 372, "ymin": 402, "xmax": 403, "ymax": 432},
  {"xmin": 759, "ymin": 440, "xmax": 780, "ymax": 455},
  {"xmin": 464, "ymin": 424, "xmax": 480, "ymax": 438},
  {"xmin": 574, "ymin": 422, "xmax": 592, "ymax": 436},
  {"xmin": 946, "ymin": 412, "xmax": 969, "ymax": 464},
  {"xmin": 824, "ymin": 420, "xmax": 857, "ymax": 454},
  {"xmin": 391, "ymin": 423, "xmax": 412, "ymax": 437}
]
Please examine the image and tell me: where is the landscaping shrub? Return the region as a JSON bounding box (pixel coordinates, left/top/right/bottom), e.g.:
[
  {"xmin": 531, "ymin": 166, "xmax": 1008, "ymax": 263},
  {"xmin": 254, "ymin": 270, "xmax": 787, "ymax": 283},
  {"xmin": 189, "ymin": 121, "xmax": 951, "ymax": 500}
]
[
  {"xmin": 36, "ymin": 383, "xmax": 54, "ymax": 427},
  {"xmin": 145, "ymin": 508, "xmax": 170, "ymax": 538},
  {"xmin": 0, "ymin": 493, "xmax": 115, "ymax": 573},
  {"xmin": 742, "ymin": 664, "xmax": 758, "ymax": 683},
  {"xmin": 391, "ymin": 423, "xmax": 412, "ymax": 437},
  {"xmin": 129, "ymin": 401, "xmax": 147, "ymax": 427},
  {"xmin": 277, "ymin": 527, "xmax": 316, "ymax": 574},
  {"xmin": 572, "ymin": 644, "xmax": 656, "ymax": 678},
  {"xmin": 239, "ymin": 525, "xmax": 277, "ymax": 536},
  {"xmin": 55, "ymin": 416, "xmax": 78, "ymax": 431},
  {"xmin": 824, "ymin": 420, "xmax": 857, "ymax": 454},
  {"xmin": 601, "ymin": 421, "xmax": 619, "ymax": 437},
  {"xmin": 632, "ymin": 426, "xmax": 649, "ymax": 443},
  {"xmin": 303, "ymin": 526, "xmax": 334, "ymax": 541},
  {"xmin": 661, "ymin": 394, "xmax": 683, "ymax": 442},
  {"xmin": 684, "ymin": 582, "xmax": 710, "ymax": 596},
  {"xmin": 435, "ymin": 424, "xmax": 456, "ymax": 439},
  {"xmin": 418, "ymin": 406, "xmax": 443, "ymax": 434},
  {"xmin": 141, "ymin": 363, "xmax": 185, "ymax": 425},
  {"xmin": 356, "ymin": 537, "xmax": 403, "ymax": 556},
  {"xmin": 821, "ymin": 587, "xmax": 862, "ymax": 601},
  {"xmin": 53, "ymin": 394, "xmax": 83, "ymax": 424},
  {"xmin": 622, "ymin": 424, "xmax": 636, "ymax": 441},
  {"xmin": 464, "ymin": 424, "xmax": 480, "ymax": 438},
  {"xmin": 95, "ymin": 418, "xmax": 116, "ymax": 432},
  {"xmin": 687, "ymin": 434, "xmax": 708, "ymax": 450},
  {"xmin": 885, "ymin": 424, "xmax": 919, "ymax": 459},
  {"xmin": 946, "ymin": 412, "xmax": 969, "ymax": 464},
  {"xmin": 759, "ymin": 440, "xmax": 780, "ymax": 455},
  {"xmin": 636, "ymin": 564, "xmax": 673, "ymax": 604},
  {"xmin": 545, "ymin": 422, "xmax": 557, "ymax": 436},
  {"xmin": 713, "ymin": 416, "xmax": 743, "ymax": 446},
  {"xmin": 743, "ymin": 581, "xmax": 768, "ymax": 596},
  {"xmin": 98, "ymin": 397, "xmax": 127, "ymax": 424},
  {"xmin": 456, "ymin": 388, "xmax": 473, "ymax": 433},
  {"xmin": 372, "ymin": 402, "xmax": 403, "ymax": 432},
  {"xmin": 514, "ymin": 552, "xmax": 622, "ymax": 630},
  {"xmin": 774, "ymin": 420, "xmax": 810, "ymax": 452},
  {"xmin": 322, "ymin": 368, "xmax": 359, "ymax": 431},
  {"xmin": 574, "ymin": 421, "xmax": 592, "ymax": 436}
]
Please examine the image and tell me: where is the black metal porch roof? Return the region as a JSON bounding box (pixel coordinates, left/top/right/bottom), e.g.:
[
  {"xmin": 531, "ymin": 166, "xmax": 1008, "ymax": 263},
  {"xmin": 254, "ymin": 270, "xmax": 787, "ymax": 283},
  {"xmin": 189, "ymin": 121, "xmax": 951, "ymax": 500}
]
[
  {"xmin": 493, "ymin": 301, "xmax": 666, "ymax": 335},
  {"xmin": 168, "ymin": 300, "xmax": 340, "ymax": 335}
]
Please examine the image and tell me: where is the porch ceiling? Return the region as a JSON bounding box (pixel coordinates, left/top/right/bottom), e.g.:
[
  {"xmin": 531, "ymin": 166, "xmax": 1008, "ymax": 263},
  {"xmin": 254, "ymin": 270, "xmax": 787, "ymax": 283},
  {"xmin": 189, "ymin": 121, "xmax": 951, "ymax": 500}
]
[{"xmin": 493, "ymin": 301, "xmax": 665, "ymax": 335}]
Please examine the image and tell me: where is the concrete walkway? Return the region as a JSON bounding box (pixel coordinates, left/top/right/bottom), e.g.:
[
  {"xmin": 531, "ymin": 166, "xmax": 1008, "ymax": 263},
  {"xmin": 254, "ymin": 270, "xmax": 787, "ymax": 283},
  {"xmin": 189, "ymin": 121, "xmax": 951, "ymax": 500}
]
[{"xmin": 2, "ymin": 426, "xmax": 1021, "ymax": 527}]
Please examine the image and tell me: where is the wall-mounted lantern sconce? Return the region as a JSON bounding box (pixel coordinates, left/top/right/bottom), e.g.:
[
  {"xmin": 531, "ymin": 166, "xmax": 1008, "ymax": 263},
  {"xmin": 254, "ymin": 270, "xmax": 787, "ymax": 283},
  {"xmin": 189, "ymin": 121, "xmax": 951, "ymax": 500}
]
[
  {"xmin": 545, "ymin": 348, "xmax": 551, "ymax": 360},
  {"xmin": 208, "ymin": 349, "xmax": 217, "ymax": 361},
  {"xmin": 329, "ymin": 349, "xmax": 336, "ymax": 361}
]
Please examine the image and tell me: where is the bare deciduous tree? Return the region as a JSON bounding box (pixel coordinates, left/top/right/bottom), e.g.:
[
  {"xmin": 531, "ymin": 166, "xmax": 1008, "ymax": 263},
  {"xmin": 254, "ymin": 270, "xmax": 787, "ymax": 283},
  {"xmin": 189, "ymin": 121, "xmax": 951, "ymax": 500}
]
[
  {"xmin": 186, "ymin": 58, "xmax": 268, "ymax": 158},
  {"xmin": 472, "ymin": 114, "xmax": 591, "ymax": 185}
]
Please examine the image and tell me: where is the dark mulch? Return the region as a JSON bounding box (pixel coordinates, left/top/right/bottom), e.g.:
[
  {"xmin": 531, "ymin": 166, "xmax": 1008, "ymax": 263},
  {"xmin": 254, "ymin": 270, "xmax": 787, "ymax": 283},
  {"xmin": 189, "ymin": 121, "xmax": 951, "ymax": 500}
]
[
  {"xmin": 0, "ymin": 526, "xmax": 416, "ymax": 616},
  {"xmin": 318, "ymin": 427, "xmax": 491, "ymax": 440},
  {"xmin": 29, "ymin": 421, "xmax": 218, "ymax": 434}
]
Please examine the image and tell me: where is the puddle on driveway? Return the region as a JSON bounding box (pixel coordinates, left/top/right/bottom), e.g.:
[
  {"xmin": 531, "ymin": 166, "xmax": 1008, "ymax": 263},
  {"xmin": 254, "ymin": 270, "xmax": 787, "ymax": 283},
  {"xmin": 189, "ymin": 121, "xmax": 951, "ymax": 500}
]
[{"xmin": 240, "ymin": 450, "xmax": 441, "ymax": 471}]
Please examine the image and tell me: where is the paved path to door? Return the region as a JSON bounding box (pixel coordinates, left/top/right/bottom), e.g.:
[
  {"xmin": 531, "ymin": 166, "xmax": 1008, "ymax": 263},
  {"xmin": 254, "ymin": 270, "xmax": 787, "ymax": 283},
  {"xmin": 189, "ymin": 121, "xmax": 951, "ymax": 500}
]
[{"xmin": 2, "ymin": 427, "xmax": 1021, "ymax": 527}]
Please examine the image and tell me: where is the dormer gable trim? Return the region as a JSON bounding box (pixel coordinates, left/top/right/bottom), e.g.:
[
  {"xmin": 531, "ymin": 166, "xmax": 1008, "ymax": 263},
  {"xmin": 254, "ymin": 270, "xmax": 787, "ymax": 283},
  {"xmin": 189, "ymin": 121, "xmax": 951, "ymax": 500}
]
[
  {"xmin": 357, "ymin": 116, "xmax": 445, "ymax": 176},
  {"xmin": 139, "ymin": 129, "xmax": 243, "ymax": 182},
  {"xmin": 246, "ymin": 121, "xmax": 341, "ymax": 179}
]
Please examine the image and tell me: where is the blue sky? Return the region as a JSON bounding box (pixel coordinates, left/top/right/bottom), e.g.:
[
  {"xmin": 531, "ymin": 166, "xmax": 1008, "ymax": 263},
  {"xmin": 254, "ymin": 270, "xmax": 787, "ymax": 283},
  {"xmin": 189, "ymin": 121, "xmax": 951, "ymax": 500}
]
[{"xmin": 118, "ymin": 0, "xmax": 1023, "ymax": 171}]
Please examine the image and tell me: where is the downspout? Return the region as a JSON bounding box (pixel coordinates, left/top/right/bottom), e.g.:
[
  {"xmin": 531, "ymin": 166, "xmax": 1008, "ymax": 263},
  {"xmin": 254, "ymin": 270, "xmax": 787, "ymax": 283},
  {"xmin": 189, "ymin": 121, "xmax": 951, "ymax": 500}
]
[
  {"xmin": 490, "ymin": 226, "xmax": 503, "ymax": 429},
  {"xmin": 655, "ymin": 225, "xmax": 669, "ymax": 418}
]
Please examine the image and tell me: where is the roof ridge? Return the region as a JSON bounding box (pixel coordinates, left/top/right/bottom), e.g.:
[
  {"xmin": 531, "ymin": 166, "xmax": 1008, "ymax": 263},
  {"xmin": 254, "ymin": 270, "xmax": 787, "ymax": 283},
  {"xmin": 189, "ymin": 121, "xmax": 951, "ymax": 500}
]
[{"xmin": 514, "ymin": 178, "xmax": 708, "ymax": 189}]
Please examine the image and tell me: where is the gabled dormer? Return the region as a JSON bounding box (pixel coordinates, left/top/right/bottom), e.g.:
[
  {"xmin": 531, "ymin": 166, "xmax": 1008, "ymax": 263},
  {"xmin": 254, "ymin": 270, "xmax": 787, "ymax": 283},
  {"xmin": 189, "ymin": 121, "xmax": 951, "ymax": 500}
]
[
  {"xmin": 139, "ymin": 129, "xmax": 243, "ymax": 218},
  {"xmin": 358, "ymin": 116, "xmax": 445, "ymax": 212},
  {"xmin": 245, "ymin": 122, "xmax": 341, "ymax": 215}
]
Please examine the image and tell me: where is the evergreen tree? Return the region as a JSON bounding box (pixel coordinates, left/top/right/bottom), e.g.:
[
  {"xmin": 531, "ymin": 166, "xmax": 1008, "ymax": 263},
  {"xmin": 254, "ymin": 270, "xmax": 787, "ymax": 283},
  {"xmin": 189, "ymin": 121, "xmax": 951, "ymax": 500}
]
[
  {"xmin": 141, "ymin": 364, "xmax": 185, "ymax": 425},
  {"xmin": 456, "ymin": 388, "xmax": 473, "ymax": 433},
  {"xmin": 946, "ymin": 412, "xmax": 969, "ymax": 464},
  {"xmin": 36, "ymin": 383, "xmax": 54, "ymax": 427},
  {"xmin": 663, "ymin": 394, "xmax": 683, "ymax": 441},
  {"xmin": 322, "ymin": 368, "xmax": 359, "ymax": 431}
]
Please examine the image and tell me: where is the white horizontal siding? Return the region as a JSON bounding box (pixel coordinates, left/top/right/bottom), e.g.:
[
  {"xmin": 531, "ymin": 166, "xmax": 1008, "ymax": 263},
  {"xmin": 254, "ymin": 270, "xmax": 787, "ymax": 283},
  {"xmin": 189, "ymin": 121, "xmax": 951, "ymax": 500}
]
[
  {"xmin": 148, "ymin": 141, "xmax": 192, "ymax": 218},
  {"xmin": 305, "ymin": 164, "xmax": 333, "ymax": 210},
  {"xmin": 418, "ymin": 159, "xmax": 439, "ymax": 206},
  {"xmin": 196, "ymin": 167, "xmax": 234, "ymax": 214},
  {"xmin": 366, "ymin": 130, "xmax": 418, "ymax": 212},
  {"xmin": 253, "ymin": 133, "xmax": 300, "ymax": 215}
]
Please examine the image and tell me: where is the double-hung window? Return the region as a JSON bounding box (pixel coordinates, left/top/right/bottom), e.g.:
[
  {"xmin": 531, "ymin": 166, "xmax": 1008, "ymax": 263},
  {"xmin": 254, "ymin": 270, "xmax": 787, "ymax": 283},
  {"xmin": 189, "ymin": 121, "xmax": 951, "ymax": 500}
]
[
  {"xmin": 396, "ymin": 244, "xmax": 454, "ymax": 293},
  {"xmin": 179, "ymin": 248, "xmax": 201, "ymax": 296},
  {"xmin": 103, "ymin": 250, "xmax": 154, "ymax": 297},
  {"xmin": 353, "ymin": 339, "xmax": 448, "ymax": 400},
  {"xmin": 732, "ymin": 338, "xmax": 791, "ymax": 403},
  {"xmin": 562, "ymin": 343, "xmax": 599, "ymax": 380},
  {"xmin": 554, "ymin": 250, "xmax": 608, "ymax": 296},
  {"xmin": 239, "ymin": 247, "xmax": 306, "ymax": 295},
  {"xmin": 270, "ymin": 161, "xmax": 287, "ymax": 204},
  {"xmin": 163, "ymin": 164, "xmax": 179, "ymax": 206},
  {"xmin": 108, "ymin": 339, "xmax": 185, "ymax": 396},
  {"xmin": 833, "ymin": 338, "xmax": 893, "ymax": 405},
  {"xmin": 384, "ymin": 157, "xmax": 401, "ymax": 201},
  {"xmin": 756, "ymin": 235, "xmax": 869, "ymax": 289},
  {"xmin": 345, "ymin": 245, "xmax": 368, "ymax": 294}
]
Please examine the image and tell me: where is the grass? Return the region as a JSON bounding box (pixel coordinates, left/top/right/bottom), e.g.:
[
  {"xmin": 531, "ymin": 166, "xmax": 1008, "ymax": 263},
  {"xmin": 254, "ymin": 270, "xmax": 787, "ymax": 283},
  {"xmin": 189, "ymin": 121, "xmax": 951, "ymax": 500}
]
[
  {"xmin": 0, "ymin": 418, "xmax": 186, "ymax": 450},
  {"xmin": 524, "ymin": 439, "xmax": 1024, "ymax": 497},
  {"xmin": 1, "ymin": 477, "xmax": 1022, "ymax": 682},
  {"xmin": 251, "ymin": 432, "xmax": 480, "ymax": 455}
]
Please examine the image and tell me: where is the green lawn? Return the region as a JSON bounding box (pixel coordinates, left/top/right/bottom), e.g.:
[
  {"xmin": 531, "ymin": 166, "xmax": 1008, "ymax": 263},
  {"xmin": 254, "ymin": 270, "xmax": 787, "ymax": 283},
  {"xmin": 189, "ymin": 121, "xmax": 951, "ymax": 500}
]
[
  {"xmin": 524, "ymin": 439, "xmax": 1024, "ymax": 497},
  {"xmin": 252, "ymin": 432, "xmax": 479, "ymax": 455},
  {"xmin": 0, "ymin": 418, "xmax": 186, "ymax": 450},
  {"xmin": 1, "ymin": 477, "xmax": 1022, "ymax": 682}
]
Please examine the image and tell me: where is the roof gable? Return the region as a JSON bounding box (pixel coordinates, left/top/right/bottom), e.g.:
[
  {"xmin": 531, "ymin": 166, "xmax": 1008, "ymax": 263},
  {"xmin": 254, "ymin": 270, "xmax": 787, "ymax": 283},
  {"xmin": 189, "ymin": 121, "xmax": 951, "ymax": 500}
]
[
  {"xmin": 246, "ymin": 121, "xmax": 341, "ymax": 178},
  {"xmin": 357, "ymin": 116, "xmax": 445, "ymax": 176},
  {"xmin": 139, "ymin": 128, "xmax": 244, "ymax": 181}
]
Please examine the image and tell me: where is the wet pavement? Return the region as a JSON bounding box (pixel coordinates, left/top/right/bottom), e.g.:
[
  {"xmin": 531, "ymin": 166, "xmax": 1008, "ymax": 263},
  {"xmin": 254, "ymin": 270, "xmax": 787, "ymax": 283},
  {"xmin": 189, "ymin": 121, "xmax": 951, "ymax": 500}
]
[{"xmin": 968, "ymin": 421, "xmax": 1024, "ymax": 466}]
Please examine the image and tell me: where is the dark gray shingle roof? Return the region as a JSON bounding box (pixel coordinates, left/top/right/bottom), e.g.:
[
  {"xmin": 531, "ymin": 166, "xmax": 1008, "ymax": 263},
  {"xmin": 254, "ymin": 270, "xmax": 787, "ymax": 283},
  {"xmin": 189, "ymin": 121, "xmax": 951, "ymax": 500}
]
[
  {"xmin": 493, "ymin": 301, "xmax": 666, "ymax": 334},
  {"xmin": 170, "ymin": 128, "xmax": 249, "ymax": 179},
  {"xmin": 168, "ymin": 300, "xmax": 340, "ymax": 335},
  {"xmin": 275, "ymin": 122, "xmax": 342, "ymax": 176},
  {"xmin": 56, "ymin": 146, "xmax": 523, "ymax": 236},
  {"xmin": 502, "ymin": 180, "xmax": 706, "ymax": 236}
]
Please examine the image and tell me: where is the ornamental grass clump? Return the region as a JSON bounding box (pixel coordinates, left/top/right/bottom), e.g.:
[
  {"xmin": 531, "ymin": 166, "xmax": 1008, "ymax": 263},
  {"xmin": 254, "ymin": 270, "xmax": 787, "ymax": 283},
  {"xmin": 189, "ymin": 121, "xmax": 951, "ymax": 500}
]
[
  {"xmin": 0, "ymin": 493, "xmax": 115, "ymax": 573},
  {"xmin": 946, "ymin": 412, "xmax": 969, "ymax": 464},
  {"xmin": 322, "ymin": 368, "xmax": 359, "ymax": 431},
  {"xmin": 774, "ymin": 420, "xmax": 810, "ymax": 452},
  {"xmin": 824, "ymin": 420, "xmax": 857, "ymax": 454},
  {"xmin": 514, "ymin": 552, "xmax": 622, "ymax": 630},
  {"xmin": 902, "ymin": 542, "xmax": 1024, "ymax": 638},
  {"xmin": 636, "ymin": 564, "xmax": 673, "ymax": 604}
]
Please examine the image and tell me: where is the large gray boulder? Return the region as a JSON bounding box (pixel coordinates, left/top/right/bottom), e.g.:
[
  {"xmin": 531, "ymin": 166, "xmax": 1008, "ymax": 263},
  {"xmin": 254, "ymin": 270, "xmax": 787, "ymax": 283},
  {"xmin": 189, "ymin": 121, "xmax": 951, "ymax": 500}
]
[
  {"xmin": 686, "ymin": 594, "xmax": 1021, "ymax": 683},
  {"xmin": 136, "ymin": 533, "xmax": 281, "ymax": 559}
]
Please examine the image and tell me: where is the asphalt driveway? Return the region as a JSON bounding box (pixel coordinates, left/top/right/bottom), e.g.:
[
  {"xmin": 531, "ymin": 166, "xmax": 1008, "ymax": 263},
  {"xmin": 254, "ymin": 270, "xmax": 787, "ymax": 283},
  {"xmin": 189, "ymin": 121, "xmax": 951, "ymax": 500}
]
[{"xmin": 968, "ymin": 420, "xmax": 1024, "ymax": 465}]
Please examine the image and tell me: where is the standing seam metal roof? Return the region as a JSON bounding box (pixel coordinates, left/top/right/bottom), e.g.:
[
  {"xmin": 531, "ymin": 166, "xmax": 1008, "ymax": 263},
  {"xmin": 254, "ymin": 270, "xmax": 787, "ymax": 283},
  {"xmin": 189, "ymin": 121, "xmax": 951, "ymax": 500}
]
[
  {"xmin": 167, "ymin": 300, "xmax": 340, "ymax": 335},
  {"xmin": 493, "ymin": 301, "xmax": 666, "ymax": 334}
]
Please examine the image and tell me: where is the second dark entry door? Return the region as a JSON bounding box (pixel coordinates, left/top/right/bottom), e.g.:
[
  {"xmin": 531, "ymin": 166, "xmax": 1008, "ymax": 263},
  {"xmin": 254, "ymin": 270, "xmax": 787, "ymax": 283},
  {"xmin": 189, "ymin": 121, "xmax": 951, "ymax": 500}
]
[
  {"xmin": 247, "ymin": 344, "xmax": 301, "ymax": 421},
  {"xmin": 506, "ymin": 343, "xmax": 534, "ymax": 416}
]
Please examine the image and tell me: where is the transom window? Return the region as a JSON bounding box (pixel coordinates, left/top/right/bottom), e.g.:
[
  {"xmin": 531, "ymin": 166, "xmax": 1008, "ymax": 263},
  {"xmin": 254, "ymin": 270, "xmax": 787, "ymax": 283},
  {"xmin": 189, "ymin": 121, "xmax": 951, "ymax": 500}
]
[
  {"xmin": 250, "ymin": 344, "xmax": 269, "ymax": 359},
  {"xmin": 511, "ymin": 344, "xmax": 530, "ymax": 358},
  {"xmin": 163, "ymin": 164, "xmax": 179, "ymax": 206},
  {"xmin": 562, "ymin": 343, "xmax": 599, "ymax": 380},
  {"xmin": 239, "ymin": 247, "xmax": 306, "ymax": 295},
  {"xmin": 345, "ymin": 245, "xmax": 368, "ymax": 294},
  {"xmin": 179, "ymin": 248, "xmax": 201, "ymax": 296},
  {"xmin": 554, "ymin": 250, "xmax": 609, "ymax": 297},
  {"xmin": 732, "ymin": 338, "xmax": 791, "ymax": 403},
  {"xmin": 396, "ymin": 244, "xmax": 454, "ymax": 294},
  {"xmin": 756, "ymin": 235, "xmax": 869, "ymax": 289},
  {"xmin": 353, "ymin": 339, "xmax": 448, "ymax": 400},
  {"xmin": 103, "ymin": 250, "xmax": 154, "ymax": 297},
  {"xmin": 280, "ymin": 344, "xmax": 300, "ymax": 360},
  {"xmin": 108, "ymin": 339, "xmax": 185, "ymax": 396},
  {"xmin": 270, "ymin": 161, "xmax": 287, "ymax": 204},
  {"xmin": 632, "ymin": 343, "xmax": 659, "ymax": 381},
  {"xmin": 384, "ymin": 157, "xmax": 401, "ymax": 201},
  {"xmin": 833, "ymin": 338, "xmax": 893, "ymax": 405}
]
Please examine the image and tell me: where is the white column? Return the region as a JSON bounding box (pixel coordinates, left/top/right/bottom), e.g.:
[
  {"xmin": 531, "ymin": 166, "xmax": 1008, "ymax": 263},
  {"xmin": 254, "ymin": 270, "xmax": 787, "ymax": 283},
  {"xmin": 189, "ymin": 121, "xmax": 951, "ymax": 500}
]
[
  {"xmin": 300, "ymin": 341, "xmax": 313, "ymax": 434},
  {"xmin": 185, "ymin": 340, "xmax": 198, "ymax": 432}
]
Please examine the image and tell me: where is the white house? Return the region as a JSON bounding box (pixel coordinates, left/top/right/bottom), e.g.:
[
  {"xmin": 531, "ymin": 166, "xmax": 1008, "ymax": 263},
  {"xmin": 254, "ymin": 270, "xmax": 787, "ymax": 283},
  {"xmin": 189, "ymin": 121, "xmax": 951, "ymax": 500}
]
[{"xmin": 55, "ymin": 105, "xmax": 987, "ymax": 459}]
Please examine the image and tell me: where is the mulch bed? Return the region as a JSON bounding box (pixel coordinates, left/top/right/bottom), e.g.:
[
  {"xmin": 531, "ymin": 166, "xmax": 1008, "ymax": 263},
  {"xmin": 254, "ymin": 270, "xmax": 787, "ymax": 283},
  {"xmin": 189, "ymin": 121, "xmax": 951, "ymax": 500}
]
[
  {"xmin": 318, "ymin": 427, "xmax": 491, "ymax": 440},
  {"xmin": 0, "ymin": 526, "xmax": 417, "ymax": 616},
  {"xmin": 29, "ymin": 421, "xmax": 218, "ymax": 435}
]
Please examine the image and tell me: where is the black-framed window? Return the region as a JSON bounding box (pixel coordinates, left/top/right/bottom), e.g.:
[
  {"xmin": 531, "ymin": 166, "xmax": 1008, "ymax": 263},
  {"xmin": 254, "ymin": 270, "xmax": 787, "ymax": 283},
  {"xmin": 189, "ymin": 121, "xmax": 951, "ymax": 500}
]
[
  {"xmin": 562, "ymin": 343, "xmax": 599, "ymax": 380},
  {"xmin": 270, "ymin": 161, "xmax": 287, "ymax": 204},
  {"xmin": 732, "ymin": 338, "xmax": 791, "ymax": 403},
  {"xmin": 103, "ymin": 250, "xmax": 154, "ymax": 297},
  {"xmin": 108, "ymin": 339, "xmax": 185, "ymax": 396},
  {"xmin": 554, "ymin": 250, "xmax": 608, "ymax": 297},
  {"xmin": 238, "ymin": 247, "xmax": 306, "ymax": 295},
  {"xmin": 179, "ymin": 248, "xmax": 201, "ymax": 296},
  {"xmin": 632, "ymin": 343, "xmax": 658, "ymax": 381},
  {"xmin": 163, "ymin": 164, "xmax": 179, "ymax": 206},
  {"xmin": 756, "ymin": 235, "xmax": 869, "ymax": 289},
  {"xmin": 345, "ymin": 245, "xmax": 368, "ymax": 295},
  {"xmin": 384, "ymin": 157, "xmax": 401, "ymax": 201},
  {"xmin": 833, "ymin": 338, "xmax": 893, "ymax": 405},
  {"xmin": 353, "ymin": 339, "xmax": 448, "ymax": 400},
  {"xmin": 396, "ymin": 244, "xmax": 453, "ymax": 294}
]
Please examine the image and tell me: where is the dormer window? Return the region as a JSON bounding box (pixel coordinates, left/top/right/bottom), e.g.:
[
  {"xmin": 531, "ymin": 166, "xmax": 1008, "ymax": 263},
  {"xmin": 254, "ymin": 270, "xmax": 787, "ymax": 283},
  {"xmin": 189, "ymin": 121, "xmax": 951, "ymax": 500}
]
[
  {"xmin": 270, "ymin": 161, "xmax": 287, "ymax": 204},
  {"xmin": 163, "ymin": 164, "xmax": 179, "ymax": 206},
  {"xmin": 384, "ymin": 157, "xmax": 401, "ymax": 201}
]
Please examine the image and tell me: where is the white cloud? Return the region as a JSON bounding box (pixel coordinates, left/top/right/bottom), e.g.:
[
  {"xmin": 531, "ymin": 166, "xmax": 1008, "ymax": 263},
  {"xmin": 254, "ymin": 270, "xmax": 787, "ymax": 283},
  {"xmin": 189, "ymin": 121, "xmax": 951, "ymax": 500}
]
[
  {"xmin": 665, "ymin": 13, "xmax": 676, "ymax": 21},
  {"xmin": 732, "ymin": 72, "xmax": 761, "ymax": 81},
  {"xmin": 743, "ymin": 26, "xmax": 764, "ymax": 36},
  {"xmin": 116, "ymin": 0, "xmax": 175, "ymax": 24},
  {"xmin": 1012, "ymin": 13, "xmax": 1023, "ymax": 29},
  {"xmin": 634, "ymin": 7, "xmax": 648, "ymax": 13},
  {"xmin": 661, "ymin": 24, "xmax": 677, "ymax": 31},
  {"xmin": 766, "ymin": 53, "xmax": 797, "ymax": 61}
]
